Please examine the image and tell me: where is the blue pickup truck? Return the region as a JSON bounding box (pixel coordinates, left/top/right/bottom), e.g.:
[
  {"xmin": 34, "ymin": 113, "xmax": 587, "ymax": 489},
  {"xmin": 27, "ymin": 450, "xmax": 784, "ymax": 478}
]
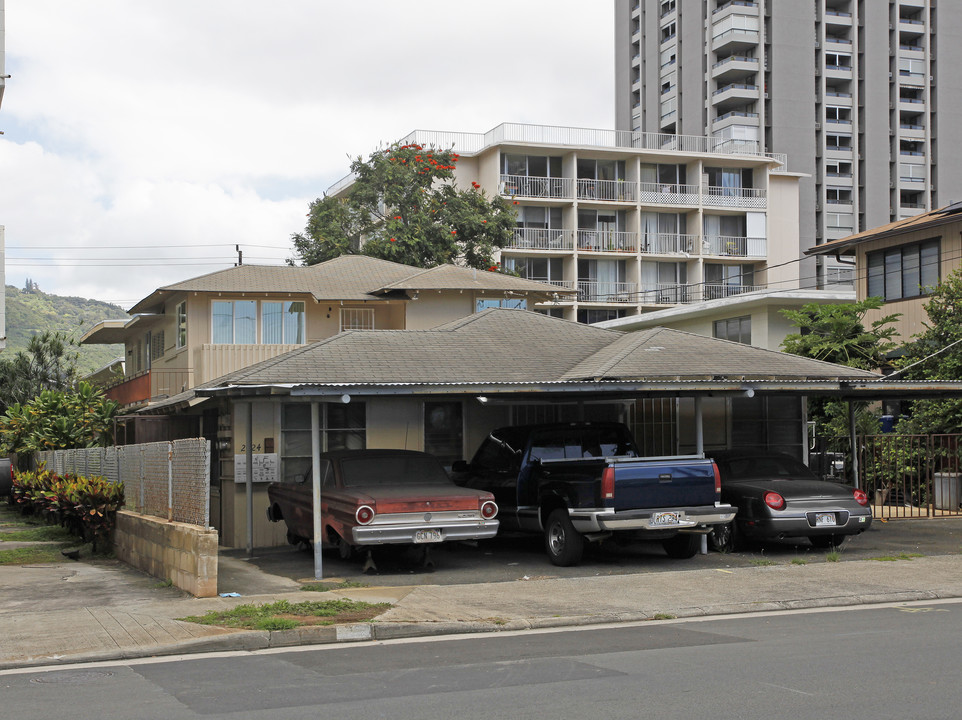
[{"xmin": 452, "ymin": 422, "xmax": 735, "ymax": 566}]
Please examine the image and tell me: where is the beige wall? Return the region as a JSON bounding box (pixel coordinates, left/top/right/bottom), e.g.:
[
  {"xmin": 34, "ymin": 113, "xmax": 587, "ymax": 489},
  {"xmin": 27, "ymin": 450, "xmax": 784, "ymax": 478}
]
[
  {"xmin": 766, "ymin": 173, "xmax": 804, "ymax": 289},
  {"xmin": 405, "ymin": 292, "xmax": 475, "ymax": 329},
  {"xmin": 855, "ymin": 220, "xmax": 962, "ymax": 344}
]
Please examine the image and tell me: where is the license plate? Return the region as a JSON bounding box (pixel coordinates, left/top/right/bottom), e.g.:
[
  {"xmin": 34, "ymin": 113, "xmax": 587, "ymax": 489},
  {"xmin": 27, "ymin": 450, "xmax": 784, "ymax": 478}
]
[
  {"xmin": 815, "ymin": 512, "xmax": 837, "ymax": 527},
  {"xmin": 652, "ymin": 511, "xmax": 680, "ymax": 527},
  {"xmin": 414, "ymin": 529, "xmax": 442, "ymax": 544}
]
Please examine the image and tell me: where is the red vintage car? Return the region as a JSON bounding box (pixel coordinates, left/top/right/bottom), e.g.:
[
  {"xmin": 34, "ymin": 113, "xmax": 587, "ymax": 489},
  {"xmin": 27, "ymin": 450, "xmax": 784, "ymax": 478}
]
[{"xmin": 266, "ymin": 449, "xmax": 499, "ymax": 559}]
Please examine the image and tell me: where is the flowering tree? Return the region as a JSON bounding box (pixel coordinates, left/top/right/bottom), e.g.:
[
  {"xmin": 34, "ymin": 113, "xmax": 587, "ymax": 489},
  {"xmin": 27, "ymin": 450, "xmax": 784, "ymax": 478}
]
[{"xmin": 291, "ymin": 142, "xmax": 516, "ymax": 269}]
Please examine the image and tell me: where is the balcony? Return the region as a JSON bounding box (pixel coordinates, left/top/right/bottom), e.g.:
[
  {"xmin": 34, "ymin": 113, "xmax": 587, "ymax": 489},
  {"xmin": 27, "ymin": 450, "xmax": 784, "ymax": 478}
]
[
  {"xmin": 711, "ymin": 28, "xmax": 760, "ymax": 53},
  {"xmin": 711, "ymin": 55, "xmax": 759, "ymax": 83},
  {"xmin": 577, "ymin": 281, "xmax": 638, "ymax": 303},
  {"xmin": 103, "ymin": 368, "xmax": 194, "ymax": 407},
  {"xmin": 500, "ymin": 174, "xmax": 572, "ymax": 200},
  {"xmin": 576, "ymin": 230, "xmax": 638, "ymax": 253},
  {"xmin": 702, "ymin": 235, "xmax": 767, "ymax": 258},
  {"xmin": 640, "ymin": 232, "xmax": 697, "ymax": 255},
  {"xmin": 703, "ymin": 185, "xmax": 766, "ymax": 209},
  {"xmin": 576, "ymin": 178, "xmax": 636, "ymax": 202},
  {"xmin": 711, "ymin": 82, "xmax": 760, "ymax": 112},
  {"xmin": 505, "ymin": 228, "xmax": 574, "ymax": 251}
]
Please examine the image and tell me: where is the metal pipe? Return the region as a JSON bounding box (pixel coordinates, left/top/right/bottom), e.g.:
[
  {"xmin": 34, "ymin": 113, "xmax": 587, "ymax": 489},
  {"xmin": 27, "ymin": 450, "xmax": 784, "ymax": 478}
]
[{"xmin": 311, "ymin": 402, "xmax": 323, "ymax": 580}]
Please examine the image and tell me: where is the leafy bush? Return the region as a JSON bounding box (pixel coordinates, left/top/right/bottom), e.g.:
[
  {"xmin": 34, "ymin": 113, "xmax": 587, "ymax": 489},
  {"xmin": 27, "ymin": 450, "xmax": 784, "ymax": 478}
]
[{"xmin": 9, "ymin": 466, "xmax": 124, "ymax": 551}]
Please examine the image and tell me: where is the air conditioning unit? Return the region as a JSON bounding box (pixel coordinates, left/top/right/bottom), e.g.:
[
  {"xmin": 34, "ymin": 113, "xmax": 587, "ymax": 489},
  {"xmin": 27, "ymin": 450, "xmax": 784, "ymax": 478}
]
[
  {"xmin": 815, "ymin": 41, "xmax": 820, "ymax": 48},
  {"xmin": 815, "ymin": 122, "xmax": 821, "ymax": 129}
]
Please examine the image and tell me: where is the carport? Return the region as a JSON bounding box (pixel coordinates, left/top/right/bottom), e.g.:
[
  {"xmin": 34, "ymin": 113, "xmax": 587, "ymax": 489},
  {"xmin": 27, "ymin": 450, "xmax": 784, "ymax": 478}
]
[{"xmin": 157, "ymin": 309, "xmax": 961, "ymax": 572}]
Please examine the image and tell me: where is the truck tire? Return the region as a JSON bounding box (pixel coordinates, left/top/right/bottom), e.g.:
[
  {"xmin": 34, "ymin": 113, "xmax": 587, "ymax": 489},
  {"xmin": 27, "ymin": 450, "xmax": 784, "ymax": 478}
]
[
  {"xmin": 544, "ymin": 508, "xmax": 584, "ymax": 567},
  {"xmin": 662, "ymin": 533, "xmax": 699, "ymax": 559}
]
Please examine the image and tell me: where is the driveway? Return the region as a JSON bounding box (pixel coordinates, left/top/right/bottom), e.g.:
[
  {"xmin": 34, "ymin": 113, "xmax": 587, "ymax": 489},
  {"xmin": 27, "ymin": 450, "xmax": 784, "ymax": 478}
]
[{"xmin": 228, "ymin": 517, "xmax": 962, "ymax": 589}]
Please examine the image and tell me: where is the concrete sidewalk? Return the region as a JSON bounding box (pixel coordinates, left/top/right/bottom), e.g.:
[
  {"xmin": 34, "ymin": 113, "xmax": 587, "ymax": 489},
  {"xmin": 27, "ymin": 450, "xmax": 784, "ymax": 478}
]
[{"xmin": 2, "ymin": 520, "xmax": 961, "ymax": 670}]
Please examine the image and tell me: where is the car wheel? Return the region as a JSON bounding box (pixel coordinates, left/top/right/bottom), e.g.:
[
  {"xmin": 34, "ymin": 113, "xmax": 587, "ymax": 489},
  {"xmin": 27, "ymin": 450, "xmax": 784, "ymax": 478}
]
[
  {"xmin": 709, "ymin": 522, "xmax": 738, "ymax": 553},
  {"xmin": 809, "ymin": 534, "xmax": 844, "ymax": 549},
  {"xmin": 662, "ymin": 533, "xmax": 700, "ymax": 559},
  {"xmin": 338, "ymin": 534, "xmax": 354, "ymax": 560},
  {"xmin": 544, "ymin": 508, "xmax": 584, "ymax": 567}
]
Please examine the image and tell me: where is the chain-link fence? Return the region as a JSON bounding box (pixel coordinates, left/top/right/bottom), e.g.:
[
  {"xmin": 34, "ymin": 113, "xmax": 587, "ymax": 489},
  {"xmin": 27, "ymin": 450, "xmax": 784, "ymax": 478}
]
[{"xmin": 37, "ymin": 439, "xmax": 211, "ymax": 527}]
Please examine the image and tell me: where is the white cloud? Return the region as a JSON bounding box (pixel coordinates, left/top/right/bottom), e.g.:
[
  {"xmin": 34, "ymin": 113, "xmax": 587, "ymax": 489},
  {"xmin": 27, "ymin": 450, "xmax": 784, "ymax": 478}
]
[{"xmin": 0, "ymin": 0, "xmax": 613, "ymax": 308}]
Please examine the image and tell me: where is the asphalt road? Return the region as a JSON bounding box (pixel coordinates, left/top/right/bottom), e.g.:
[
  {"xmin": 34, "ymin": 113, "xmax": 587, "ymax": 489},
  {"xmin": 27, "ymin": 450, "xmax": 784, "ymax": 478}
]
[
  {"xmin": 230, "ymin": 517, "xmax": 962, "ymax": 587},
  {"xmin": 3, "ymin": 599, "xmax": 961, "ymax": 719}
]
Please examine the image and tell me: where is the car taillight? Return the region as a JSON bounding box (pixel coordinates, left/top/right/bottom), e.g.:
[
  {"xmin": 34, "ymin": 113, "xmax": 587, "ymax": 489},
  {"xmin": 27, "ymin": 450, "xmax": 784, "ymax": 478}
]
[
  {"xmin": 355, "ymin": 505, "xmax": 375, "ymax": 525},
  {"xmin": 601, "ymin": 466, "xmax": 615, "ymax": 500},
  {"xmin": 712, "ymin": 461, "xmax": 721, "ymax": 496},
  {"xmin": 481, "ymin": 500, "xmax": 498, "ymax": 519},
  {"xmin": 764, "ymin": 491, "xmax": 785, "ymax": 510},
  {"xmin": 853, "ymin": 488, "xmax": 869, "ymax": 506}
]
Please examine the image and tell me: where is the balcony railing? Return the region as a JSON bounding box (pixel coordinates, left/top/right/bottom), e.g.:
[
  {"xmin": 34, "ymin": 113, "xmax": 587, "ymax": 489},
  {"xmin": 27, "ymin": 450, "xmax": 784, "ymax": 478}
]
[
  {"xmin": 703, "ymin": 235, "xmax": 767, "ymax": 257},
  {"xmin": 703, "ymin": 185, "xmax": 767, "ymax": 208},
  {"xmin": 577, "ymin": 282, "xmax": 638, "ymax": 303},
  {"xmin": 638, "ymin": 182, "xmax": 702, "ymax": 205},
  {"xmin": 500, "ymin": 174, "xmax": 572, "ymax": 199},
  {"xmin": 703, "ymin": 283, "xmax": 765, "ymax": 300},
  {"xmin": 576, "ymin": 178, "xmax": 635, "ymax": 202},
  {"xmin": 638, "ymin": 284, "xmax": 692, "ymax": 304},
  {"xmin": 506, "ymin": 228, "xmax": 574, "ymax": 251},
  {"xmin": 641, "ymin": 232, "xmax": 697, "ymax": 255},
  {"xmin": 576, "ymin": 230, "xmax": 637, "ymax": 253}
]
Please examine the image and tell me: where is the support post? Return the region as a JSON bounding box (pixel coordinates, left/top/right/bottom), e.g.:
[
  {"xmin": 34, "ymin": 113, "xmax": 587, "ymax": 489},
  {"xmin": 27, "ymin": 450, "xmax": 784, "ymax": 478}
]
[
  {"xmin": 311, "ymin": 402, "xmax": 323, "ymax": 580},
  {"xmin": 694, "ymin": 396, "xmax": 708, "ymax": 555},
  {"xmin": 848, "ymin": 400, "xmax": 860, "ymax": 490},
  {"xmin": 246, "ymin": 402, "xmax": 254, "ymax": 558}
]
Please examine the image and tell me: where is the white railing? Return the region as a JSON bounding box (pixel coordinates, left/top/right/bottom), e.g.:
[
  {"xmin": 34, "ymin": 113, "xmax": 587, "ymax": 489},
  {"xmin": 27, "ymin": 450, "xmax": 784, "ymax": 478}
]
[
  {"xmin": 703, "ymin": 235, "xmax": 767, "ymax": 257},
  {"xmin": 577, "ymin": 281, "xmax": 638, "ymax": 303},
  {"xmin": 641, "ymin": 233, "xmax": 698, "ymax": 255},
  {"xmin": 703, "ymin": 284, "xmax": 766, "ymax": 301},
  {"xmin": 577, "ymin": 178, "xmax": 636, "ymax": 202},
  {"xmin": 576, "ymin": 231, "xmax": 638, "ymax": 253},
  {"xmin": 703, "ymin": 185, "xmax": 767, "ymax": 208},
  {"xmin": 638, "ymin": 182, "xmax": 702, "ymax": 205},
  {"xmin": 500, "ymin": 174, "xmax": 573, "ymax": 199},
  {"xmin": 506, "ymin": 228, "xmax": 574, "ymax": 251}
]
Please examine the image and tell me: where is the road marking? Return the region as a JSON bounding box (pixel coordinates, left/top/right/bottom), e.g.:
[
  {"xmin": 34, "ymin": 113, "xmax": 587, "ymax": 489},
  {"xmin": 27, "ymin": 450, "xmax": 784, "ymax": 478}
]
[
  {"xmin": 759, "ymin": 682, "xmax": 814, "ymax": 696},
  {"xmin": 715, "ymin": 569, "xmax": 734, "ymax": 574}
]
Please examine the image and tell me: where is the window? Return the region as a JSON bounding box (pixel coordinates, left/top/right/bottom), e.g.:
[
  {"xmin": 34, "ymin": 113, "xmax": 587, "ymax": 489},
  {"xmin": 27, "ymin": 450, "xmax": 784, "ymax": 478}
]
[
  {"xmin": 424, "ymin": 401, "xmax": 463, "ymax": 469},
  {"xmin": 501, "ymin": 153, "xmax": 562, "ymax": 178},
  {"xmin": 176, "ymin": 301, "xmax": 187, "ymax": 348},
  {"xmin": 151, "ymin": 330, "xmax": 165, "ymax": 361},
  {"xmin": 713, "ymin": 316, "xmax": 751, "ymax": 344},
  {"xmin": 502, "ymin": 256, "xmax": 563, "ymax": 284},
  {"xmin": 825, "ymin": 134, "xmax": 852, "ymax": 149},
  {"xmin": 577, "ymin": 309, "xmax": 626, "ymax": 324},
  {"xmin": 867, "ymin": 239, "xmax": 939, "ymax": 302},
  {"xmin": 899, "ymin": 164, "xmax": 925, "ymax": 182},
  {"xmin": 826, "ymin": 187, "xmax": 853, "ymax": 204},
  {"xmin": 263, "ymin": 301, "xmax": 305, "ymax": 344},
  {"xmin": 477, "ymin": 298, "xmax": 527, "ymax": 312},
  {"xmin": 280, "ymin": 402, "xmax": 367, "ymax": 483},
  {"xmin": 340, "ymin": 307, "xmax": 375, "ymax": 331},
  {"xmin": 661, "ymin": 21, "xmax": 676, "ymax": 42},
  {"xmin": 212, "ymin": 300, "xmax": 256, "ymax": 344}
]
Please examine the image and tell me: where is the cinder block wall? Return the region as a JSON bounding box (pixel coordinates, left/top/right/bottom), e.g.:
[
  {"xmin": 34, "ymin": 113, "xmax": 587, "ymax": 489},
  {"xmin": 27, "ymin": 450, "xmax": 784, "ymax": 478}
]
[{"xmin": 114, "ymin": 510, "xmax": 218, "ymax": 598}]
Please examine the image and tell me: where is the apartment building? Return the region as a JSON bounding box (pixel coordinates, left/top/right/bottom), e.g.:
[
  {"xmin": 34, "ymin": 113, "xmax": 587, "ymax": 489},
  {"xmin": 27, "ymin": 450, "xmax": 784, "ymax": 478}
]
[
  {"xmin": 615, "ymin": 0, "xmax": 962, "ymax": 288},
  {"xmin": 329, "ymin": 122, "xmax": 807, "ymax": 329}
]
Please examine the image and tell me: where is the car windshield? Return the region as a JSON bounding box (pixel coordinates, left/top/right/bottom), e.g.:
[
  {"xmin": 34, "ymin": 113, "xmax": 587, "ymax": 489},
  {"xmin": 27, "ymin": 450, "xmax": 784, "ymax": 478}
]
[
  {"xmin": 725, "ymin": 455, "xmax": 817, "ymax": 480},
  {"xmin": 530, "ymin": 426, "xmax": 637, "ymax": 461},
  {"xmin": 339, "ymin": 455, "xmax": 452, "ymax": 488}
]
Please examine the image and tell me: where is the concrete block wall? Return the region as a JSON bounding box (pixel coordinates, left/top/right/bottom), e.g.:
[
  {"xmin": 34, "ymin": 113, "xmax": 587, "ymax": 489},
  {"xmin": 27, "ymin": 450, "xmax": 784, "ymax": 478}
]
[{"xmin": 114, "ymin": 510, "xmax": 218, "ymax": 597}]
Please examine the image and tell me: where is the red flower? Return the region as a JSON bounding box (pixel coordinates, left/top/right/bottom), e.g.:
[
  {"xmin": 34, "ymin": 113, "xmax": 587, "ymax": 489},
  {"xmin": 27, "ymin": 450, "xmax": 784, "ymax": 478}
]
[
  {"xmin": 513, "ymin": 201, "xmax": 519, "ymax": 205},
  {"xmin": 482, "ymin": 220, "xmax": 487, "ymax": 223},
  {"xmin": 451, "ymin": 230, "xmax": 457, "ymax": 235},
  {"xmin": 389, "ymin": 238, "xmax": 396, "ymax": 242}
]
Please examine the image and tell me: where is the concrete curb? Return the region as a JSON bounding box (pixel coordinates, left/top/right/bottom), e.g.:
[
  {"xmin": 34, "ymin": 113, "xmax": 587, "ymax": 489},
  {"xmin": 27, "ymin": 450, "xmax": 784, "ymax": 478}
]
[{"xmin": 2, "ymin": 588, "xmax": 953, "ymax": 671}]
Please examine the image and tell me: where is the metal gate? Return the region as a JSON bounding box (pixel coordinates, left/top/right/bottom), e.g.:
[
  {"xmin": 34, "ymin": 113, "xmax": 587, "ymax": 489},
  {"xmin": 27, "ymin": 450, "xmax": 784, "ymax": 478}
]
[{"xmin": 813, "ymin": 434, "xmax": 962, "ymax": 519}]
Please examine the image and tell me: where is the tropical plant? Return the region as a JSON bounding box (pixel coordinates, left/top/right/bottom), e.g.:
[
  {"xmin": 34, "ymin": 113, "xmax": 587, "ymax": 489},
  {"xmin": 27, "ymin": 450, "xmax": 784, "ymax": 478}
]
[
  {"xmin": 290, "ymin": 141, "xmax": 517, "ymax": 270},
  {"xmin": 0, "ymin": 330, "xmax": 81, "ymax": 415}
]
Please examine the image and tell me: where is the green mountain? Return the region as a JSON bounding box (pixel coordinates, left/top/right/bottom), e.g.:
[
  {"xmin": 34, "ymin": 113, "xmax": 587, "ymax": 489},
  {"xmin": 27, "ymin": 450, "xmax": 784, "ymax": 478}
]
[{"xmin": 4, "ymin": 284, "xmax": 126, "ymax": 377}]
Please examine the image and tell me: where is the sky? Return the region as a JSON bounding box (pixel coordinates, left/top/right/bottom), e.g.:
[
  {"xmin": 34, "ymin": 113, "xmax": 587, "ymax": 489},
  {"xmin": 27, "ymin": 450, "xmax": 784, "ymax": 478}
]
[{"xmin": 0, "ymin": 1, "xmax": 614, "ymax": 309}]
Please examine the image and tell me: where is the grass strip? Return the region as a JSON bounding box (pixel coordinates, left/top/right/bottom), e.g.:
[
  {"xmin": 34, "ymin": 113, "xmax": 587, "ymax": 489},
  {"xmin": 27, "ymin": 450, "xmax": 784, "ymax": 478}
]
[
  {"xmin": 871, "ymin": 552, "xmax": 924, "ymax": 562},
  {"xmin": 0, "ymin": 525, "xmax": 75, "ymax": 543},
  {"xmin": 180, "ymin": 598, "xmax": 390, "ymax": 631},
  {"xmin": 0, "ymin": 545, "xmax": 67, "ymax": 565}
]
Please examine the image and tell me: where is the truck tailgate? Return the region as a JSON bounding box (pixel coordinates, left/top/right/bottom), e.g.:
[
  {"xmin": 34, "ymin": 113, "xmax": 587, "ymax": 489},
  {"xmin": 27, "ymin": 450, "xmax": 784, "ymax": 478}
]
[{"xmin": 611, "ymin": 457, "xmax": 717, "ymax": 510}]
